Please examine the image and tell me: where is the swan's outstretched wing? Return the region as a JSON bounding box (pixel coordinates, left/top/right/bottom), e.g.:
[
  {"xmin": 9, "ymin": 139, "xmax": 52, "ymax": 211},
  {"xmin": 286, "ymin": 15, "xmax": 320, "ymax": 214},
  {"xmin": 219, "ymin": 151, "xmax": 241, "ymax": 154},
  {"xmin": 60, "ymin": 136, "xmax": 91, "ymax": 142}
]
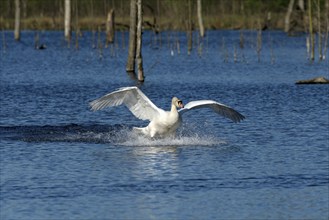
[
  {"xmin": 90, "ymin": 87, "xmax": 162, "ymax": 121},
  {"xmin": 178, "ymin": 100, "xmax": 245, "ymax": 123}
]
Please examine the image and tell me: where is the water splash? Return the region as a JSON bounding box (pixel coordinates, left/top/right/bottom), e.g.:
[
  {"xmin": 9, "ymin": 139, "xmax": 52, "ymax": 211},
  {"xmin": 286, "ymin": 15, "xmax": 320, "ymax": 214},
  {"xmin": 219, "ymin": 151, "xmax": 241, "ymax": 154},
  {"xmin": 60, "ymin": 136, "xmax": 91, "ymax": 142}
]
[
  {"xmin": 98, "ymin": 122, "xmax": 227, "ymax": 146},
  {"xmin": 118, "ymin": 131, "xmax": 226, "ymax": 147}
]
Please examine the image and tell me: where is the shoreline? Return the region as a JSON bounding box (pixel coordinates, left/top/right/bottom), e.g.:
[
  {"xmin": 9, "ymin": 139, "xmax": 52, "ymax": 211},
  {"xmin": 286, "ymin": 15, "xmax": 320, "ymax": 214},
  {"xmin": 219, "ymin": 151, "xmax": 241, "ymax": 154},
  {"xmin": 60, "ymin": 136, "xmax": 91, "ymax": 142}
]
[{"xmin": 1, "ymin": 14, "xmax": 288, "ymax": 32}]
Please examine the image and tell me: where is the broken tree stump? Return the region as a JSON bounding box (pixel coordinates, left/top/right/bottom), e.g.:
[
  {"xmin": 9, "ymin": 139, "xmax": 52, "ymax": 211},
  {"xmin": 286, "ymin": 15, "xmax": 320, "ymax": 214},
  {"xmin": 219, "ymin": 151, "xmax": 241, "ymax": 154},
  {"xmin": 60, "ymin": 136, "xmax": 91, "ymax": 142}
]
[{"xmin": 106, "ymin": 9, "xmax": 115, "ymax": 44}]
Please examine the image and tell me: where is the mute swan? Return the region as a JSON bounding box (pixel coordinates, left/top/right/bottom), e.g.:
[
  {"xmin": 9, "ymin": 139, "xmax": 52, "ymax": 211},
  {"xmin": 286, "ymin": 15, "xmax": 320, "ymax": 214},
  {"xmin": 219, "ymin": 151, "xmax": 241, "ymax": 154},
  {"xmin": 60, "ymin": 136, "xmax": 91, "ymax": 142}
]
[{"xmin": 90, "ymin": 86, "xmax": 245, "ymax": 138}]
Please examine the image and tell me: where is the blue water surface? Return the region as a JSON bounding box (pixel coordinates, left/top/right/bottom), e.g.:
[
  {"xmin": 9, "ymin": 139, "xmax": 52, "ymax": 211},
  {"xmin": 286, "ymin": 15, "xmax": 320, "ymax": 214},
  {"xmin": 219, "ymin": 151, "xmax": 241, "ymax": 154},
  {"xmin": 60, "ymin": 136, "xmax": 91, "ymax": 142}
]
[{"xmin": 0, "ymin": 30, "xmax": 328, "ymax": 219}]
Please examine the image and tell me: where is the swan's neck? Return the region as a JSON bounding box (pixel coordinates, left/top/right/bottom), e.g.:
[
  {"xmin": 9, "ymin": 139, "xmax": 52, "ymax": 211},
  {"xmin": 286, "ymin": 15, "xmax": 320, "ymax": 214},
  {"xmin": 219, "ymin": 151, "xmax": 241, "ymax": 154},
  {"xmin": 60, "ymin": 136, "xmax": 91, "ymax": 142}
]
[{"xmin": 170, "ymin": 104, "xmax": 178, "ymax": 114}]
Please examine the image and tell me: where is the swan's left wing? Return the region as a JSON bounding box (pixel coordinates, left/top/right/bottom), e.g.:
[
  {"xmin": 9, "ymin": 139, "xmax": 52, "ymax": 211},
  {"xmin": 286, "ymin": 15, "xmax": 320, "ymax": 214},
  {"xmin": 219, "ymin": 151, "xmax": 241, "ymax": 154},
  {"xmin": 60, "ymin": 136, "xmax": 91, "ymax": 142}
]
[{"xmin": 178, "ymin": 100, "xmax": 245, "ymax": 123}]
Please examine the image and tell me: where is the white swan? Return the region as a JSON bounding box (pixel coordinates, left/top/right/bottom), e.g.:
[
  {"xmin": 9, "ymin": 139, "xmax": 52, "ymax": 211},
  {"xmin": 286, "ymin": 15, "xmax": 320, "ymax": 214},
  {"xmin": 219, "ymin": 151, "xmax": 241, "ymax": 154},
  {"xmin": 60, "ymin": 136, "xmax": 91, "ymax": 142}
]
[{"xmin": 90, "ymin": 86, "xmax": 245, "ymax": 138}]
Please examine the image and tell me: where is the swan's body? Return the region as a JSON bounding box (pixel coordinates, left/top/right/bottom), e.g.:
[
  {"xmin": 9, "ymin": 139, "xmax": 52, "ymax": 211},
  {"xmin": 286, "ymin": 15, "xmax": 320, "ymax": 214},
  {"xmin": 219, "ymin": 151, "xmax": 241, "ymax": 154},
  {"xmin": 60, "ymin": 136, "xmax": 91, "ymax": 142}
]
[
  {"xmin": 90, "ymin": 86, "xmax": 245, "ymax": 138},
  {"xmin": 134, "ymin": 97, "xmax": 182, "ymax": 138}
]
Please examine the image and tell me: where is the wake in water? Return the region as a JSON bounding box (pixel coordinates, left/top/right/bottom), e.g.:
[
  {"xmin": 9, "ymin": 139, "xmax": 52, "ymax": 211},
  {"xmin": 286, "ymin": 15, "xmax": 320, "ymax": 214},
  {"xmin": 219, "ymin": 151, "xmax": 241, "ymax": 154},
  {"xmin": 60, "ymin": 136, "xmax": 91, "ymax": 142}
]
[{"xmin": 0, "ymin": 124, "xmax": 226, "ymax": 146}]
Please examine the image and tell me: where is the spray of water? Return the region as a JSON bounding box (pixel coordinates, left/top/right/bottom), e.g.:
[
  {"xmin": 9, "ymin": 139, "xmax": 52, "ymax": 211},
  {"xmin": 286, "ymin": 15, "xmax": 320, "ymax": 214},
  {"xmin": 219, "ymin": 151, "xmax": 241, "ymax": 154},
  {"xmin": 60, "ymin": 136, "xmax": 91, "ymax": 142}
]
[{"xmin": 109, "ymin": 125, "xmax": 226, "ymax": 147}]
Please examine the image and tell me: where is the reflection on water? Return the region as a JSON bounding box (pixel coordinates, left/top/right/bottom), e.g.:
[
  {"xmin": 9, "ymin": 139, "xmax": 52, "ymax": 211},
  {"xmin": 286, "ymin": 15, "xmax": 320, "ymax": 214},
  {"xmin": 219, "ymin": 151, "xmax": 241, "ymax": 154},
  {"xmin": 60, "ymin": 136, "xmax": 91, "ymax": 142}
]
[{"xmin": 130, "ymin": 146, "xmax": 180, "ymax": 180}]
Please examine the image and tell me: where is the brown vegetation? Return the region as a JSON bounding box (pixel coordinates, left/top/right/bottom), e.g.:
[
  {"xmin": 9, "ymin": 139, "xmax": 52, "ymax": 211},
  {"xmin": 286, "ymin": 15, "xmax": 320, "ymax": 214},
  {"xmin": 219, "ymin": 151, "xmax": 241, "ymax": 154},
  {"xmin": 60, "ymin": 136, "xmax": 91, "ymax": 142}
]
[{"xmin": 3, "ymin": 0, "xmax": 325, "ymax": 31}]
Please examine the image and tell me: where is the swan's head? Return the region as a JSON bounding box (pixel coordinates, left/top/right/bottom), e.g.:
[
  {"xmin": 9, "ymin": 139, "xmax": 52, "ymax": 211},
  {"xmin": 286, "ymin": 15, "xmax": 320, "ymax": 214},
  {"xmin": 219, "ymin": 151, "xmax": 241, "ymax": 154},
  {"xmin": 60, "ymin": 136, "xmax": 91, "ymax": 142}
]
[{"xmin": 172, "ymin": 97, "xmax": 184, "ymax": 108}]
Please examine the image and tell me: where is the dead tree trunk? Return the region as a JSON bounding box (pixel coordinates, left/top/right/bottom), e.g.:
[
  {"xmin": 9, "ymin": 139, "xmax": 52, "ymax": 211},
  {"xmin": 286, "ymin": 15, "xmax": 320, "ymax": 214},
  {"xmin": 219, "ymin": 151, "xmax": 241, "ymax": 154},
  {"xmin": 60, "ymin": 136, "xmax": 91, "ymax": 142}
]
[
  {"xmin": 297, "ymin": 0, "xmax": 306, "ymax": 31},
  {"xmin": 285, "ymin": 0, "xmax": 295, "ymax": 32},
  {"xmin": 126, "ymin": 0, "xmax": 137, "ymax": 73},
  {"xmin": 257, "ymin": 29, "xmax": 262, "ymax": 62},
  {"xmin": 323, "ymin": 0, "xmax": 329, "ymax": 59},
  {"xmin": 64, "ymin": 0, "xmax": 71, "ymax": 42},
  {"xmin": 187, "ymin": 0, "xmax": 192, "ymax": 55},
  {"xmin": 14, "ymin": 0, "xmax": 20, "ymax": 41},
  {"xmin": 106, "ymin": 9, "xmax": 115, "ymax": 44},
  {"xmin": 136, "ymin": 0, "xmax": 144, "ymax": 82},
  {"xmin": 298, "ymin": 0, "xmax": 305, "ymax": 11},
  {"xmin": 74, "ymin": 0, "xmax": 79, "ymax": 49},
  {"xmin": 197, "ymin": 0, "xmax": 204, "ymax": 38},
  {"xmin": 317, "ymin": 0, "xmax": 323, "ymax": 60},
  {"xmin": 308, "ymin": 0, "xmax": 314, "ymax": 61}
]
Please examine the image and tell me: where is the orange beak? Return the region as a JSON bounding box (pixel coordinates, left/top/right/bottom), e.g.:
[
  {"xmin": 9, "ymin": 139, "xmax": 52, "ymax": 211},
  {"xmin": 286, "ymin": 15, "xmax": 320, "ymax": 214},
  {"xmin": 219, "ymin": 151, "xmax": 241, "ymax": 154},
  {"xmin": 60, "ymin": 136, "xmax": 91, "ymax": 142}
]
[{"xmin": 178, "ymin": 101, "xmax": 184, "ymax": 108}]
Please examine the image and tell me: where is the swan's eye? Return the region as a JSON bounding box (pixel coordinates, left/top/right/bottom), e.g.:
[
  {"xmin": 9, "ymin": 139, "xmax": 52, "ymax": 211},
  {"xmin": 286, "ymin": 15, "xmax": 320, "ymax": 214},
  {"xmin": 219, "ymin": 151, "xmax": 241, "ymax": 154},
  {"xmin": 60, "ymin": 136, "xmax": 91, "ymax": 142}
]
[{"xmin": 178, "ymin": 101, "xmax": 182, "ymax": 105}]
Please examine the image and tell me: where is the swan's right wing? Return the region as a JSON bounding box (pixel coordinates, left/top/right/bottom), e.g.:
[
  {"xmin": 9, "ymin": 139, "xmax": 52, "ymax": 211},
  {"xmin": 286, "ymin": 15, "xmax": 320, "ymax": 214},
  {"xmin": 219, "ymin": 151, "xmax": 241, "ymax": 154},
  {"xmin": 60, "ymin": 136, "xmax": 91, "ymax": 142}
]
[
  {"xmin": 179, "ymin": 100, "xmax": 245, "ymax": 123},
  {"xmin": 90, "ymin": 87, "xmax": 162, "ymax": 121}
]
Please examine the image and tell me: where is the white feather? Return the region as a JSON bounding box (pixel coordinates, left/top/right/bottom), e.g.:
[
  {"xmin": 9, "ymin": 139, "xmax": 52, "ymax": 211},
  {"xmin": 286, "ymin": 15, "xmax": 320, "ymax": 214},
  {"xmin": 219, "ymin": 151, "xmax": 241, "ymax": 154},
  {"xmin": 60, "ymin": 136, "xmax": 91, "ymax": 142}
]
[
  {"xmin": 178, "ymin": 100, "xmax": 245, "ymax": 123},
  {"xmin": 90, "ymin": 87, "xmax": 163, "ymax": 121}
]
